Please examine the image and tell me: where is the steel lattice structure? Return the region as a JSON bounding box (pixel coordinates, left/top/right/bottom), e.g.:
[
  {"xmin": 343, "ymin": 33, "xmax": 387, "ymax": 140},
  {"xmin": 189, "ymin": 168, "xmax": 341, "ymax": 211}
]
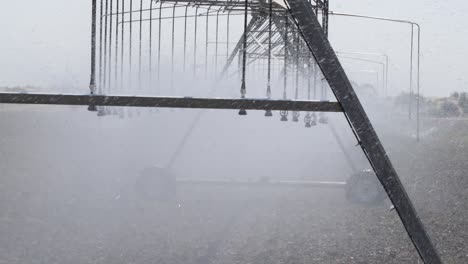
[
  {"xmin": 0, "ymin": 0, "xmax": 442, "ymax": 263},
  {"xmin": 88, "ymin": 0, "xmax": 331, "ymax": 123}
]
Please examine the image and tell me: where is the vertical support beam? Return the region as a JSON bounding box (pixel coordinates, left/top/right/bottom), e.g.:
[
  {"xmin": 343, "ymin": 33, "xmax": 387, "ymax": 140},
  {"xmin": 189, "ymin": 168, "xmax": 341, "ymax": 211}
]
[
  {"xmin": 121, "ymin": 0, "xmax": 125, "ymax": 92},
  {"xmin": 284, "ymin": 0, "xmax": 442, "ymax": 263},
  {"xmin": 115, "ymin": 0, "xmax": 119, "ymax": 88},
  {"xmin": 108, "ymin": 0, "xmax": 113, "ymax": 93},
  {"xmin": 322, "ymin": 0, "xmax": 329, "ymax": 36},
  {"xmin": 264, "ymin": 0, "xmax": 273, "ymax": 117},
  {"xmin": 90, "ymin": 0, "xmax": 98, "ymax": 95},
  {"xmin": 103, "ymin": 0, "xmax": 109, "ymax": 93},
  {"xmin": 409, "ymin": 27, "xmax": 414, "ymax": 120},
  {"xmin": 215, "ymin": 10, "xmax": 220, "ymax": 75},
  {"xmin": 149, "ymin": 0, "xmax": 153, "ymax": 87},
  {"xmin": 415, "ymin": 23, "xmax": 421, "ymax": 142},
  {"xmin": 130, "ymin": 0, "xmax": 134, "ymax": 86},
  {"xmin": 238, "ymin": 0, "xmax": 249, "ymax": 115},
  {"xmin": 88, "ymin": 0, "xmax": 98, "ymax": 111},
  {"xmin": 385, "ymin": 55, "xmax": 389, "ymax": 96},
  {"xmin": 194, "ymin": 6, "xmax": 199, "ymax": 79},
  {"xmin": 240, "ymin": 0, "xmax": 249, "ymax": 97},
  {"xmin": 138, "ymin": 0, "xmax": 143, "ymax": 90},
  {"xmin": 172, "ymin": 3, "xmax": 177, "ymax": 89},
  {"xmin": 99, "ymin": 0, "xmax": 104, "ymax": 94},
  {"xmin": 321, "ymin": 0, "xmax": 329, "ymax": 102}
]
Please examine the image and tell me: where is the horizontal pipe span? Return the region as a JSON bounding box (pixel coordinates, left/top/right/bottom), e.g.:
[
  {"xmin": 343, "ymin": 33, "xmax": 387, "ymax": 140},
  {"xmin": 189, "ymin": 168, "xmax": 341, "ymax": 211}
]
[
  {"xmin": 0, "ymin": 93, "xmax": 343, "ymax": 112},
  {"xmin": 177, "ymin": 178, "xmax": 347, "ymax": 188}
]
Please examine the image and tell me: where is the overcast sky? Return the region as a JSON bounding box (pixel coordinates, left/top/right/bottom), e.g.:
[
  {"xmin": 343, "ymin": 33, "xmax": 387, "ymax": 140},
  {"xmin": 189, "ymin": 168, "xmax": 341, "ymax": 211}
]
[{"xmin": 0, "ymin": 0, "xmax": 466, "ymax": 96}]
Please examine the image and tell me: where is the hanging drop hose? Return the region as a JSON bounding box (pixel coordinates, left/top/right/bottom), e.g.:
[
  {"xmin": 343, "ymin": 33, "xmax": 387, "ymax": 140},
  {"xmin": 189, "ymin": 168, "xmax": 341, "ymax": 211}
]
[
  {"xmin": 138, "ymin": 0, "xmax": 143, "ymax": 92},
  {"xmin": 193, "ymin": 6, "xmax": 199, "ymax": 79},
  {"xmin": 215, "ymin": 9, "xmax": 220, "ymax": 76},
  {"xmin": 171, "ymin": 3, "xmax": 177, "ymax": 91},
  {"xmin": 280, "ymin": 13, "xmax": 289, "ymax": 121},
  {"xmin": 183, "ymin": 5, "xmax": 189, "ymax": 72},
  {"xmin": 98, "ymin": 0, "xmax": 104, "ymax": 95},
  {"xmin": 115, "ymin": 0, "xmax": 120, "ymax": 91},
  {"xmin": 90, "ymin": 0, "xmax": 97, "ymax": 95},
  {"xmin": 264, "ymin": 0, "xmax": 273, "ymax": 117},
  {"xmin": 99, "ymin": 0, "xmax": 109, "ymax": 116},
  {"xmin": 319, "ymin": 76, "xmax": 329, "ymax": 124},
  {"xmin": 226, "ymin": 12, "xmax": 230, "ymax": 64},
  {"xmin": 108, "ymin": 0, "xmax": 113, "ymax": 95},
  {"xmin": 204, "ymin": 6, "xmax": 212, "ymax": 79},
  {"xmin": 157, "ymin": 1, "xmax": 162, "ymax": 85},
  {"xmin": 129, "ymin": 0, "xmax": 133, "ymax": 89},
  {"xmin": 238, "ymin": 0, "xmax": 249, "ymax": 116},
  {"xmin": 305, "ymin": 49, "xmax": 312, "ymax": 128},
  {"xmin": 311, "ymin": 59, "xmax": 318, "ymax": 124},
  {"xmin": 103, "ymin": 0, "xmax": 109, "ymax": 94},
  {"xmin": 292, "ymin": 30, "xmax": 300, "ymax": 122},
  {"xmin": 111, "ymin": 0, "xmax": 118, "ymax": 115},
  {"xmin": 237, "ymin": 45, "xmax": 242, "ymax": 79},
  {"xmin": 89, "ymin": 0, "xmax": 98, "ymax": 111},
  {"xmin": 113, "ymin": 0, "xmax": 122, "ymax": 117},
  {"xmin": 149, "ymin": 0, "xmax": 153, "ymax": 89},
  {"xmin": 121, "ymin": 0, "xmax": 125, "ymax": 97},
  {"xmin": 104, "ymin": 0, "xmax": 114, "ymax": 115}
]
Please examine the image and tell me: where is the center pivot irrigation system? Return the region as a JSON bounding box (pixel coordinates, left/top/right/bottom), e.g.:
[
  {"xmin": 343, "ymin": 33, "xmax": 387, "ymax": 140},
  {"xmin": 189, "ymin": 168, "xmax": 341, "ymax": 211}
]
[{"xmin": 0, "ymin": 0, "xmax": 442, "ymax": 263}]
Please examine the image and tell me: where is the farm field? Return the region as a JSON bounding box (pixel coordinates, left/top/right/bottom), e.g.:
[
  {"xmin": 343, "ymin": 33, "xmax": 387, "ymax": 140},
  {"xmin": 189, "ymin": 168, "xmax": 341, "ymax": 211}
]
[{"xmin": 0, "ymin": 106, "xmax": 466, "ymax": 264}]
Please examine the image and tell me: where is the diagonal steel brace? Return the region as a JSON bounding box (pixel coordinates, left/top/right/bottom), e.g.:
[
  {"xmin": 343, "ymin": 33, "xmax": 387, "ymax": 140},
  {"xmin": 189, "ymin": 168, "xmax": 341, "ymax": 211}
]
[{"xmin": 283, "ymin": 0, "xmax": 442, "ymax": 263}]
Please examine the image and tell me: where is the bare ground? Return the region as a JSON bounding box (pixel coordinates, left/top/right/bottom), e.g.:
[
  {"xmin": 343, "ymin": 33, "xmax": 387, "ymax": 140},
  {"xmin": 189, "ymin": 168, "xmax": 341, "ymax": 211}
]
[{"xmin": 0, "ymin": 107, "xmax": 467, "ymax": 263}]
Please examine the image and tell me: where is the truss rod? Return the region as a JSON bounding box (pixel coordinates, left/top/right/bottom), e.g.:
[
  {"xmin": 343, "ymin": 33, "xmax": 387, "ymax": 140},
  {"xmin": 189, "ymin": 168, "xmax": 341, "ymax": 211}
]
[
  {"xmin": 177, "ymin": 179, "xmax": 347, "ymax": 188},
  {"xmin": 0, "ymin": 93, "xmax": 343, "ymax": 112}
]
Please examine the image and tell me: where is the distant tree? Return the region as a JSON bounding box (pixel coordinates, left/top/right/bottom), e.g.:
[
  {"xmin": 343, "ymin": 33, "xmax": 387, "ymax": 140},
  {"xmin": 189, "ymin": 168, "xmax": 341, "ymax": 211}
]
[
  {"xmin": 459, "ymin": 92, "xmax": 466, "ymax": 105},
  {"xmin": 439, "ymin": 100, "xmax": 460, "ymax": 117},
  {"xmin": 394, "ymin": 92, "xmax": 411, "ymax": 106},
  {"xmin": 458, "ymin": 92, "xmax": 468, "ymax": 114},
  {"xmin": 426, "ymin": 100, "xmax": 439, "ymax": 116},
  {"xmin": 451, "ymin": 92, "xmax": 460, "ymax": 99},
  {"xmin": 394, "ymin": 92, "xmax": 423, "ymax": 107}
]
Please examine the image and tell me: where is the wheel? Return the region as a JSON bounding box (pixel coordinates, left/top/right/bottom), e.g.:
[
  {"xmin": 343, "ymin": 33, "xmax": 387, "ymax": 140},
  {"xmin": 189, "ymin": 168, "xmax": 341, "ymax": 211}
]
[
  {"xmin": 135, "ymin": 166, "xmax": 177, "ymax": 203},
  {"xmin": 345, "ymin": 169, "xmax": 386, "ymax": 206}
]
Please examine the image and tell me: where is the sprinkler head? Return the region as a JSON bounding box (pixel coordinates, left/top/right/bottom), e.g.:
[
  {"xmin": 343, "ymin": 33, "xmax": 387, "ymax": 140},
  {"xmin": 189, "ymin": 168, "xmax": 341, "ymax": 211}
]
[
  {"xmin": 304, "ymin": 113, "xmax": 312, "ymax": 127},
  {"xmin": 88, "ymin": 105, "xmax": 97, "ymax": 112},
  {"xmin": 238, "ymin": 109, "xmax": 247, "ymax": 115},
  {"xmin": 265, "ymin": 110, "xmax": 273, "ymax": 117},
  {"xmin": 280, "ymin": 110, "xmax": 288, "ymax": 121},
  {"xmin": 97, "ymin": 107, "xmax": 106, "ymax": 117},
  {"xmin": 319, "ymin": 115, "xmax": 328, "ymax": 124},
  {"xmin": 345, "ymin": 169, "xmax": 386, "ymax": 206},
  {"xmin": 105, "ymin": 107, "xmax": 111, "ymax": 115},
  {"xmin": 292, "ymin": 112, "xmax": 300, "ymax": 122}
]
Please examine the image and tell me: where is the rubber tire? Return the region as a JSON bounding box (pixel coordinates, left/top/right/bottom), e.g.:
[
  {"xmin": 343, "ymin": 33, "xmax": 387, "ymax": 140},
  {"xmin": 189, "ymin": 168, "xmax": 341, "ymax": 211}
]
[{"xmin": 345, "ymin": 169, "xmax": 386, "ymax": 206}]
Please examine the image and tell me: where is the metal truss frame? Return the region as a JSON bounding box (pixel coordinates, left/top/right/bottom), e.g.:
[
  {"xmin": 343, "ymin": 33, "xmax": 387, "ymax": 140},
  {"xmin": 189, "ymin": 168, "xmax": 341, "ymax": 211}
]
[{"xmin": 0, "ymin": 0, "xmax": 441, "ymax": 263}]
